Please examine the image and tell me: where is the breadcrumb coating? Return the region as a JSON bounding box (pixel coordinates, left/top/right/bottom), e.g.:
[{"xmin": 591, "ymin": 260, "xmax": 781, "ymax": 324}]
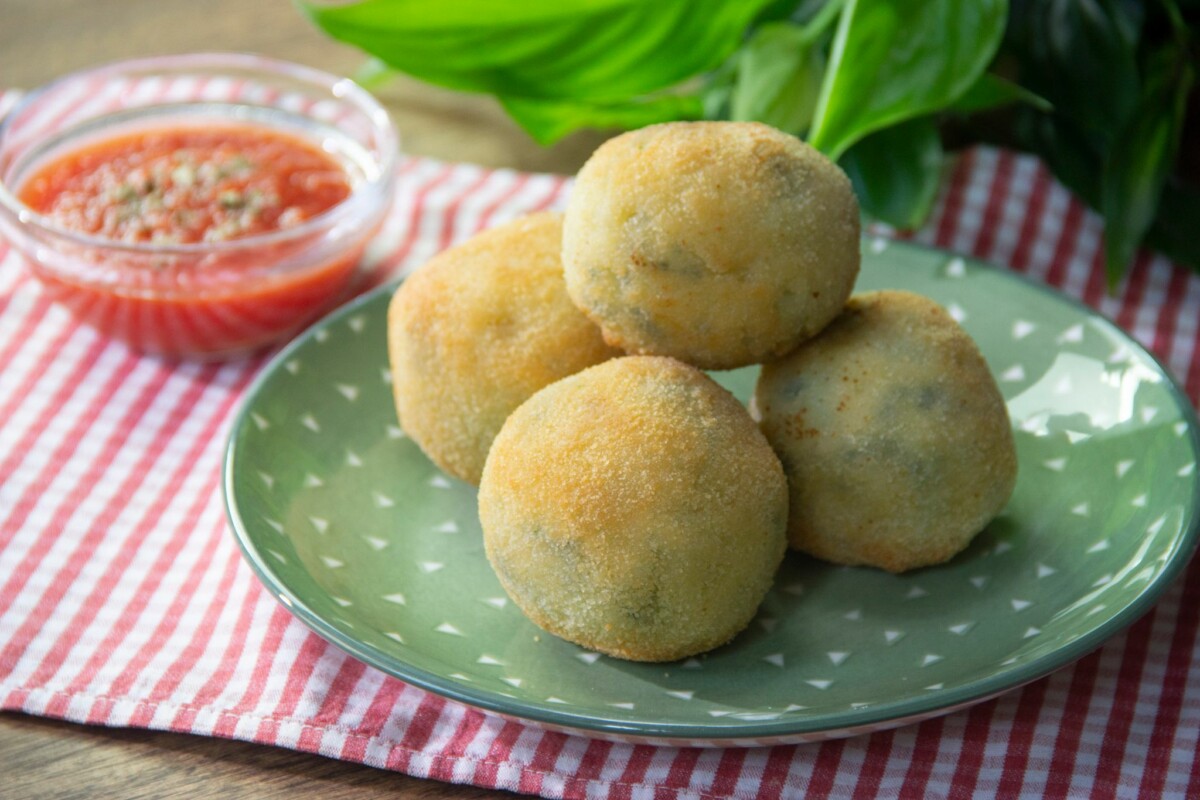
[
  {"xmin": 755, "ymin": 290, "xmax": 1018, "ymax": 573},
  {"xmin": 479, "ymin": 356, "xmax": 788, "ymax": 661},
  {"xmin": 387, "ymin": 212, "xmax": 620, "ymax": 484},
  {"xmin": 563, "ymin": 121, "xmax": 860, "ymax": 370}
]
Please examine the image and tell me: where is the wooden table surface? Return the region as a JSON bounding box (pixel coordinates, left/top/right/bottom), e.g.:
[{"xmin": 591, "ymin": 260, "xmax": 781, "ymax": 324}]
[{"xmin": 0, "ymin": 2, "xmax": 608, "ymax": 798}]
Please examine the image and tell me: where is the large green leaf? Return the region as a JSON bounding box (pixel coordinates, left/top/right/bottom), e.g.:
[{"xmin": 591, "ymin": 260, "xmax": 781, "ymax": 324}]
[
  {"xmin": 839, "ymin": 117, "xmax": 943, "ymax": 229},
  {"xmin": 948, "ymin": 73, "xmax": 1051, "ymax": 115},
  {"xmin": 298, "ymin": 0, "xmax": 781, "ymax": 103},
  {"xmin": 1010, "ymin": 110, "xmax": 1103, "ymax": 208},
  {"xmin": 1145, "ymin": 178, "xmax": 1200, "ymax": 271},
  {"xmin": 807, "ymin": 0, "xmax": 1007, "ymax": 159},
  {"xmin": 1005, "ymin": 0, "xmax": 1143, "ymax": 152},
  {"xmin": 500, "ymin": 93, "xmax": 704, "ymax": 146},
  {"xmin": 729, "ymin": 21, "xmax": 825, "ymax": 135},
  {"xmin": 1101, "ymin": 44, "xmax": 1194, "ymax": 286}
]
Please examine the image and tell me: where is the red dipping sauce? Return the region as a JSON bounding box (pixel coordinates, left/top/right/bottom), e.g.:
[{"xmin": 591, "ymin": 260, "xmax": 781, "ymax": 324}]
[
  {"xmin": 0, "ymin": 55, "xmax": 398, "ymax": 359},
  {"xmin": 12, "ymin": 122, "xmax": 371, "ymax": 358},
  {"xmin": 20, "ymin": 126, "xmax": 351, "ymax": 245}
]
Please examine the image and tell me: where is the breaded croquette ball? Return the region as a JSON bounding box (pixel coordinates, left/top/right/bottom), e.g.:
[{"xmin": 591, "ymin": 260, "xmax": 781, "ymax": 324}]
[
  {"xmin": 562, "ymin": 121, "xmax": 860, "ymax": 370},
  {"xmin": 387, "ymin": 212, "xmax": 620, "ymax": 485},
  {"xmin": 755, "ymin": 290, "xmax": 1017, "ymax": 573},
  {"xmin": 479, "ymin": 356, "xmax": 788, "ymax": 662}
]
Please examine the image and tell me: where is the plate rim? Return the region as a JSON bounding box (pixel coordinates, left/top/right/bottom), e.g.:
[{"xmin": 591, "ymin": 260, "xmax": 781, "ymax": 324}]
[{"xmin": 222, "ymin": 239, "xmax": 1200, "ymax": 743}]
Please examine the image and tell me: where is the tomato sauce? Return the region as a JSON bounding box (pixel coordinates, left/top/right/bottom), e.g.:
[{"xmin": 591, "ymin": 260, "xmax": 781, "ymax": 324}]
[
  {"xmin": 20, "ymin": 125, "xmax": 350, "ymax": 244},
  {"xmin": 16, "ymin": 123, "xmax": 369, "ymax": 357}
]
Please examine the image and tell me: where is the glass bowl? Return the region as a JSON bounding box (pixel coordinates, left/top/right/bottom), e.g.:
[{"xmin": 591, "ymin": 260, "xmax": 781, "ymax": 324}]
[{"xmin": 0, "ymin": 53, "xmax": 398, "ymax": 358}]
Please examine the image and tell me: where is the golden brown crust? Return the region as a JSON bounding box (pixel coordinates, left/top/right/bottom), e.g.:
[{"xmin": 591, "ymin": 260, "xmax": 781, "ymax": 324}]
[
  {"xmin": 562, "ymin": 121, "xmax": 860, "ymax": 370},
  {"xmin": 478, "ymin": 356, "xmax": 788, "ymax": 661},
  {"xmin": 755, "ymin": 290, "xmax": 1018, "ymax": 573},
  {"xmin": 387, "ymin": 212, "xmax": 620, "ymax": 484}
]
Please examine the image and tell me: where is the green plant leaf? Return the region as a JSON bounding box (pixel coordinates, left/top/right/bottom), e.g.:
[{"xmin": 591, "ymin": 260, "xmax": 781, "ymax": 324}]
[
  {"xmin": 791, "ymin": 0, "xmax": 833, "ymax": 22},
  {"xmin": 839, "ymin": 117, "xmax": 943, "ymax": 229},
  {"xmin": 1145, "ymin": 177, "xmax": 1200, "ymax": 271},
  {"xmin": 701, "ymin": 57, "xmax": 738, "ymax": 122},
  {"xmin": 948, "ymin": 72, "xmax": 1051, "ymax": 114},
  {"xmin": 1010, "ymin": 110, "xmax": 1103, "ymax": 207},
  {"xmin": 298, "ymin": 0, "xmax": 780, "ymax": 103},
  {"xmin": 1101, "ymin": 44, "xmax": 1194, "ymax": 286},
  {"xmin": 500, "ymin": 93, "xmax": 704, "ymax": 146},
  {"xmin": 351, "ymin": 57, "xmax": 397, "ymax": 90},
  {"xmin": 1000, "ymin": 0, "xmax": 1199, "ymax": 280},
  {"xmin": 807, "ymin": 0, "xmax": 1008, "ymax": 159},
  {"xmin": 729, "ymin": 22, "xmax": 825, "ymax": 134},
  {"xmin": 1004, "ymin": 0, "xmax": 1142, "ymax": 152},
  {"xmin": 761, "ymin": 0, "xmax": 811, "ymax": 23}
]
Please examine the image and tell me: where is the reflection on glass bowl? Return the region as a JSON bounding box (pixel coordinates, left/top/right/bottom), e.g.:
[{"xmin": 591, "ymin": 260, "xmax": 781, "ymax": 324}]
[{"xmin": 0, "ymin": 53, "xmax": 399, "ymax": 358}]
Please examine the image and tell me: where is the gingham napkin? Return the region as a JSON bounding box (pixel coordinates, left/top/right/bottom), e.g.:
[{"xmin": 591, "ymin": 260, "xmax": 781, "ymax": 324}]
[{"xmin": 2, "ymin": 84, "xmax": 1199, "ymax": 797}]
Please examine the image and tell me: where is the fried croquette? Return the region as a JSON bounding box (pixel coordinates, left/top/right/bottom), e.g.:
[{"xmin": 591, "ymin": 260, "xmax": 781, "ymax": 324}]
[
  {"xmin": 387, "ymin": 212, "xmax": 620, "ymax": 485},
  {"xmin": 478, "ymin": 356, "xmax": 788, "ymax": 662},
  {"xmin": 562, "ymin": 121, "xmax": 860, "ymax": 370},
  {"xmin": 755, "ymin": 290, "xmax": 1017, "ymax": 573}
]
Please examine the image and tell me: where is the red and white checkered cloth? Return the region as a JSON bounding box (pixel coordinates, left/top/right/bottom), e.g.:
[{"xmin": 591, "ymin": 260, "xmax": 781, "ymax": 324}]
[{"xmin": 2, "ymin": 83, "xmax": 1199, "ymax": 797}]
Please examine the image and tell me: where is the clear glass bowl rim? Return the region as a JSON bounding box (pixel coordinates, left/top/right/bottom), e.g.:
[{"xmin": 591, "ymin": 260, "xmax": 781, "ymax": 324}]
[{"xmin": 0, "ymin": 51, "xmax": 399, "ymax": 259}]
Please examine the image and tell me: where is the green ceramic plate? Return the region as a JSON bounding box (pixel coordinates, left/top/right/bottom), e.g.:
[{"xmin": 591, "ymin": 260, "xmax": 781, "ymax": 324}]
[{"xmin": 224, "ymin": 239, "xmax": 1200, "ymax": 746}]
